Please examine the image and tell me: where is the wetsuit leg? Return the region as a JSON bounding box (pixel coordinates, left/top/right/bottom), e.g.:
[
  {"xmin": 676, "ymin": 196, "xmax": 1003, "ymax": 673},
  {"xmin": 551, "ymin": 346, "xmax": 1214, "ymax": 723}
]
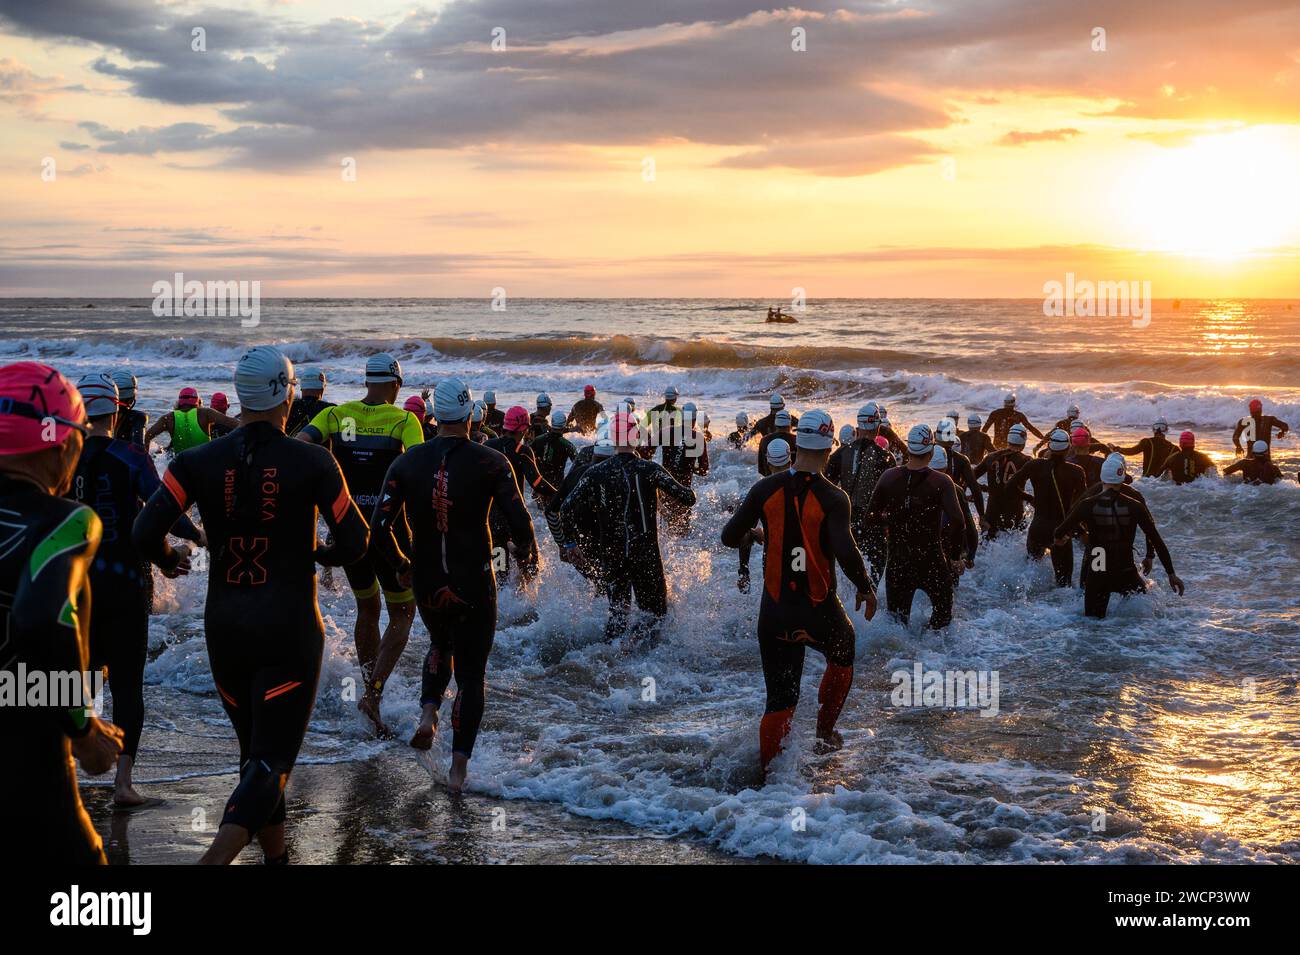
[
  {"xmin": 603, "ymin": 561, "xmax": 633, "ymax": 641},
  {"xmin": 885, "ymin": 552, "xmax": 918, "ymax": 625},
  {"xmin": 629, "ymin": 542, "xmax": 668, "ymax": 643},
  {"xmin": 756, "ymin": 606, "xmax": 804, "ymax": 768},
  {"xmin": 1085, "ymin": 568, "xmax": 1144, "ymax": 619},
  {"xmin": 1027, "ymin": 519, "xmax": 1072, "ymax": 586},
  {"xmin": 89, "ymin": 595, "xmax": 149, "ymax": 760},
  {"xmin": 417, "ymin": 596, "xmax": 498, "ymax": 757},
  {"xmin": 918, "ymin": 555, "xmax": 955, "ymax": 629}
]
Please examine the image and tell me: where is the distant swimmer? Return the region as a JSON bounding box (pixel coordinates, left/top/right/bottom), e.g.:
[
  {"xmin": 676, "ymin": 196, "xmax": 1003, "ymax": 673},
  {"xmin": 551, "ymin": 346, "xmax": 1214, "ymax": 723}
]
[
  {"xmin": 0, "ymin": 362, "xmax": 124, "ymax": 865},
  {"xmin": 558, "ymin": 413, "xmax": 695, "ymax": 648},
  {"xmin": 1067, "ymin": 426, "xmax": 1106, "ymax": 485},
  {"xmin": 837, "ymin": 425, "xmax": 855, "ymax": 448},
  {"xmin": 1152, "ymin": 431, "xmax": 1216, "ymax": 484},
  {"xmin": 70, "ymin": 373, "xmax": 203, "ymax": 809},
  {"xmin": 285, "ymin": 367, "xmax": 333, "ymax": 438},
  {"xmin": 110, "ymin": 370, "xmax": 148, "ymax": 447},
  {"xmin": 737, "ymin": 437, "xmax": 792, "ymax": 593},
  {"xmin": 982, "ymin": 392, "xmax": 1045, "ymax": 450},
  {"xmin": 297, "ymin": 352, "xmax": 423, "ymax": 737},
  {"xmin": 468, "ymin": 400, "xmax": 494, "ymax": 444},
  {"xmin": 934, "ymin": 420, "xmax": 985, "ymax": 528},
  {"xmin": 566, "ymin": 385, "xmax": 605, "ymax": 435},
  {"xmin": 1007, "ymin": 428, "xmax": 1087, "ymax": 586},
  {"xmin": 721, "ymin": 410, "xmax": 876, "ymax": 773},
  {"xmin": 370, "ymin": 378, "xmax": 537, "ymax": 792},
  {"xmin": 405, "ymin": 395, "xmax": 435, "ymax": 441},
  {"xmin": 1232, "ymin": 399, "xmax": 1289, "ymax": 457},
  {"xmin": 748, "ymin": 394, "xmax": 798, "ymax": 439},
  {"xmin": 531, "ymin": 409, "xmax": 578, "ymax": 489},
  {"xmin": 661, "ymin": 401, "xmax": 708, "ymax": 535},
  {"xmin": 482, "ymin": 390, "xmax": 505, "ymax": 432},
  {"xmin": 828, "ymin": 402, "xmax": 896, "ymax": 585},
  {"xmin": 864, "ymin": 424, "xmax": 966, "ymax": 629},
  {"xmin": 958, "ymin": 414, "xmax": 994, "ymax": 465},
  {"xmin": 1050, "ymin": 403, "xmax": 1082, "ymax": 436},
  {"xmin": 486, "ymin": 407, "xmax": 554, "ymax": 584},
  {"xmin": 1055, "ymin": 454, "xmax": 1184, "ymax": 619},
  {"xmin": 208, "ymin": 392, "xmax": 237, "ymax": 438},
  {"xmin": 531, "ymin": 393, "xmax": 554, "ymax": 434},
  {"xmin": 144, "ymin": 386, "xmax": 240, "ymax": 454},
  {"xmin": 727, "ymin": 413, "xmax": 750, "ymax": 449},
  {"xmin": 930, "ymin": 446, "xmax": 978, "ymax": 581},
  {"xmin": 757, "ymin": 409, "xmax": 795, "ymax": 476},
  {"xmin": 134, "ymin": 346, "xmax": 369, "ymax": 864},
  {"xmin": 974, "ymin": 421, "xmax": 1033, "ymax": 538},
  {"xmin": 646, "ymin": 386, "xmax": 683, "ymax": 453},
  {"xmin": 1224, "ymin": 440, "xmax": 1284, "ymax": 485},
  {"xmin": 1114, "ymin": 416, "xmax": 1176, "ymax": 477}
]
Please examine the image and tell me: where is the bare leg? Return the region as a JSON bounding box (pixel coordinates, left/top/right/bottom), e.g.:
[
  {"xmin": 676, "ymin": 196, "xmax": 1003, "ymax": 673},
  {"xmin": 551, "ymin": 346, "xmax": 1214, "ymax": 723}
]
[
  {"xmin": 448, "ymin": 752, "xmax": 469, "ymax": 792},
  {"xmin": 359, "ymin": 599, "xmax": 415, "ymax": 736},
  {"xmin": 198, "ymin": 823, "xmax": 251, "ymax": 865},
  {"xmin": 112, "ymin": 753, "xmax": 146, "ymax": 807}
]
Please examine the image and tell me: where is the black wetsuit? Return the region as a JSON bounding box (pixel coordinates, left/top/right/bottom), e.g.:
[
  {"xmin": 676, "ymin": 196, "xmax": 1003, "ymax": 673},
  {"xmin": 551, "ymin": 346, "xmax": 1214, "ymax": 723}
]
[
  {"xmin": 975, "ymin": 446, "xmax": 1033, "ymax": 537},
  {"xmin": 485, "ymin": 434, "xmax": 555, "ymax": 582},
  {"xmin": 726, "ymin": 429, "xmax": 749, "ymax": 450},
  {"xmin": 371, "ymin": 435, "xmax": 536, "ymax": 757},
  {"xmin": 530, "ymin": 430, "xmax": 577, "ymax": 491},
  {"xmin": 1056, "ymin": 485, "xmax": 1175, "ymax": 618},
  {"xmin": 1069, "ymin": 450, "xmax": 1106, "ymax": 486},
  {"xmin": 544, "ymin": 457, "xmax": 603, "ymax": 563},
  {"xmin": 1008, "ymin": 455, "xmax": 1087, "ymax": 585},
  {"xmin": 982, "ymin": 408, "xmax": 1044, "ymax": 450},
  {"xmin": 661, "ymin": 427, "xmax": 707, "ymax": 534},
  {"xmin": 721, "ymin": 470, "xmax": 872, "ymax": 762},
  {"xmin": 1159, "ymin": 448, "xmax": 1214, "ymax": 484},
  {"xmin": 958, "ymin": 428, "xmax": 994, "ymax": 466},
  {"xmin": 69, "ymin": 435, "xmax": 200, "ymax": 760},
  {"xmin": 1, "ymin": 479, "xmax": 104, "ymax": 864},
  {"xmin": 937, "ymin": 445, "xmax": 985, "ymax": 519},
  {"xmin": 285, "ymin": 396, "xmax": 334, "ymax": 438},
  {"xmin": 558, "ymin": 452, "xmax": 695, "ymax": 643},
  {"xmin": 827, "ymin": 436, "xmax": 895, "ymax": 584},
  {"xmin": 1233, "ymin": 414, "xmax": 1289, "ymax": 455},
  {"xmin": 747, "ymin": 409, "xmax": 799, "ymax": 440},
  {"xmin": 483, "ymin": 406, "xmax": 505, "ymax": 433},
  {"xmin": 1114, "ymin": 433, "xmax": 1177, "ymax": 477},
  {"xmin": 865, "ymin": 467, "xmax": 966, "ymax": 629},
  {"xmin": 757, "ymin": 430, "xmax": 796, "ymax": 476},
  {"xmin": 566, "ymin": 398, "xmax": 605, "ymax": 434},
  {"xmin": 134, "ymin": 423, "xmax": 368, "ymax": 835},
  {"xmin": 113, "ymin": 407, "xmax": 149, "ymax": 448},
  {"xmin": 1224, "ymin": 457, "xmax": 1283, "ymax": 485}
]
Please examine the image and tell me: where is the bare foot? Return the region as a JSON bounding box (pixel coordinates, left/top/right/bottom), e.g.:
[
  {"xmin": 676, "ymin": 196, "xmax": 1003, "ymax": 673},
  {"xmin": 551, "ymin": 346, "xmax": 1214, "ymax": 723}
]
[
  {"xmin": 813, "ymin": 730, "xmax": 843, "ymax": 755},
  {"xmin": 111, "ymin": 784, "xmax": 147, "ymax": 808},
  {"xmin": 358, "ymin": 693, "xmax": 394, "ymax": 739},
  {"xmin": 409, "ymin": 724, "xmax": 435, "ymax": 751},
  {"xmin": 448, "ymin": 753, "xmax": 469, "ymax": 792}
]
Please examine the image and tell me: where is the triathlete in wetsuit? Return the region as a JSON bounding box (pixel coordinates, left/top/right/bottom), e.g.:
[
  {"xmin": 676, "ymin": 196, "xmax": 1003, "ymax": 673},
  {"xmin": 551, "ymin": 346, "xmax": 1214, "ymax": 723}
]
[
  {"xmin": 482, "ymin": 391, "xmax": 505, "ymax": 433},
  {"xmin": 145, "ymin": 388, "xmax": 240, "ymax": 455},
  {"xmin": 531, "ymin": 410, "xmax": 578, "ymax": 490},
  {"xmin": 865, "ymin": 425, "xmax": 967, "ymax": 629},
  {"xmin": 208, "ymin": 392, "xmax": 237, "ymax": 438},
  {"xmin": 930, "ymin": 447, "xmax": 978, "ymax": 578},
  {"xmin": 566, "ymin": 385, "xmax": 605, "ymax": 434},
  {"xmin": 1232, "ymin": 399, "xmax": 1289, "ymax": 456},
  {"xmin": 973, "ymin": 423, "xmax": 1033, "ymax": 538},
  {"xmin": 747, "ymin": 394, "xmax": 799, "ymax": 440},
  {"xmin": 727, "ymin": 413, "xmax": 750, "ymax": 449},
  {"xmin": 110, "ymin": 370, "xmax": 148, "ymax": 447},
  {"xmin": 486, "ymin": 406, "xmax": 555, "ymax": 584},
  {"xmin": 982, "ymin": 393, "xmax": 1044, "ymax": 450},
  {"xmin": 1067, "ymin": 427, "xmax": 1106, "ymax": 485},
  {"xmin": 757, "ymin": 413, "xmax": 795, "ymax": 476},
  {"xmin": 958, "ymin": 414, "xmax": 994, "ymax": 465},
  {"xmin": 297, "ymin": 352, "xmax": 422, "ymax": 733},
  {"xmin": 1, "ymin": 362, "xmax": 124, "ymax": 865},
  {"xmin": 69, "ymin": 373, "xmax": 202, "ymax": 807},
  {"xmin": 826, "ymin": 403, "xmax": 895, "ymax": 584},
  {"xmin": 935, "ymin": 421, "xmax": 985, "ymax": 524},
  {"xmin": 1007, "ymin": 429, "xmax": 1087, "ymax": 585},
  {"xmin": 285, "ymin": 367, "xmax": 334, "ymax": 438},
  {"xmin": 661, "ymin": 402, "xmax": 707, "ymax": 536},
  {"xmin": 1225, "ymin": 442, "xmax": 1284, "ymax": 485},
  {"xmin": 545, "ymin": 439, "xmax": 613, "ymax": 582},
  {"xmin": 557, "ymin": 413, "xmax": 695, "ymax": 646},
  {"xmin": 1157, "ymin": 432, "xmax": 1216, "ymax": 484},
  {"xmin": 134, "ymin": 346, "xmax": 368, "ymax": 864},
  {"xmin": 369, "ymin": 378, "xmax": 537, "ymax": 791},
  {"xmin": 722, "ymin": 410, "xmax": 876, "ymax": 772},
  {"xmin": 1114, "ymin": 417, "xmax": 1177, "ymax": 477},
  {"xmin": 1055, "ymin": 454, "xmax": 1184, "ymax": 618}
]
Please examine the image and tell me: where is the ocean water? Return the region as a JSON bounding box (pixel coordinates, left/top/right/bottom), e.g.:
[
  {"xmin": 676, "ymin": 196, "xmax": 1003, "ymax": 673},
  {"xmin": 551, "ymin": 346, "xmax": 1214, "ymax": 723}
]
[{"xmin": 5, "ymin": 298, "xmax": 1299, "ymax": 864}]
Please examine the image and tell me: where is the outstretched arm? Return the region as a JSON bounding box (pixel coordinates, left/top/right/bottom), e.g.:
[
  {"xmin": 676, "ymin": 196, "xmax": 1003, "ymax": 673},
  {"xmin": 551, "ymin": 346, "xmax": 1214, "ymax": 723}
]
[
  {"xmin": 144, "ymin": 411, "xmax": 171, "ymax": 447},
  {"xmin": 720, "ymin": 482, "xmax": 762, "ymax": 549},
  {"xmin": 648, "ymin": 461, "xmax": 696, "ymax": 507}
]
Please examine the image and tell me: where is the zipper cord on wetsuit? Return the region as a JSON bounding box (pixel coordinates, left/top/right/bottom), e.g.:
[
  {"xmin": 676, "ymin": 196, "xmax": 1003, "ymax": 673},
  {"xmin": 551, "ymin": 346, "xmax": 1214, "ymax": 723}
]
[{"xmin": 430, "ymin": 438, "xmax": 466, "ymax": 575}]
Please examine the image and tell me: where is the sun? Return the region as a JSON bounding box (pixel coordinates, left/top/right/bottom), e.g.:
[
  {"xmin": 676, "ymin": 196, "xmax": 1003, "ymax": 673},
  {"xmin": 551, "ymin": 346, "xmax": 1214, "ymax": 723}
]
[{"xmin": 1120, "ymin": 126, "xmax": 1300, "ymax": 259}]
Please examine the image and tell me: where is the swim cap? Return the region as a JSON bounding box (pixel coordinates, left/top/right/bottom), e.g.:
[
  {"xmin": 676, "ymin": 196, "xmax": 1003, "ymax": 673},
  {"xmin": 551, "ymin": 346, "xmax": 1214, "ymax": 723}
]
[
  {"xmin": 622, "ymin": 397, "xmax": 635, "ymax": 410},
  {"xmin": 1249, "ymin": 399, "xmax": 1262, "ymax": 415},
  {"xmin": 78, "ymin": 373, "xmax": 119, "ymax": 419},
  {"xmin": 1068, "ymin": 403, "xmax": 1080, "ymax": 418},
  {"xmin": 1007, "ymin": 423, "xmax": 1028, "ymax": 446},
  {"xmin": 584, "ymin": 384, "xmax": 595, "ymax": 398},
  {"xmin": 1070, "ymin": 426, "xmax": 1090, "ymax": 448},
  {"xmin": 211, "ymin": 392, "xmax": 230, "ymax": 413},
  {"xmin": 1048, "ymin": 428, "xmax": 1070, "ymax": 452},
  {"xmin": 1179, "ymin": 430, "xmax": 1195, "ymax": 448},
  {"xmin": 1153, "ymin": 416, "xmax": 1168, "ymax": 433},
  {"xmin": 431, "ymin": 379, "xmax": 470, "ymax": 421},
  {"xmin": 299, "ymin": 368, "xmax": 326, "ymax": 392},
  {"xmin": 930, "ymin": 445, "xmax": 948, "ymax": 470},
  {"xmin": 536, "ymin": 392, "xmax": 552, "ymax": 409},
  {"xmin": 735, "ymin": 412, "xmax": 749, "ymax": 428},
  {"xmin": 503, "ymin": 406, "xmax": 530, "ymax": 432},
  {"xmin": 235, "ymin": 345, "xmax": 296, "ymax": 412},
  {"xmin": 907, "ymin": 424, "xmax": 935, "ymax": 455},
  {"xmin": 1004, "ymin": 392, "xmax": 1017, "ymax": 407},
  {"xmin": 611, "ymin": 411, "xmax": 640, "ymax": 447},
  {"xmin": 682, "ymin": 401, "xmax": 697, "ymax": 416},
  {"xmin": 968, "ymin": 414, "xmax": 981, "ymax": 427},
  {"xmin": 0, "ymin": 362, "xmax": 86, "ymax": 454},
  {"xmin": 946, "ymin": 409, "xmax": 959, "ymax": 420},
  {"xmin": 1252, "ymin": 439, "xmax": 1268, "ymax": 455},
  {"xmin": 404, "ymin": 395, "xmax": 429, "ymax": 417},
  {"xmin": 1100, "ymin": 452, "xmax": 1127, "ymax": 484},
  {"xmin": 858, "ymin": 402, "xmax": 879, "ymax": 425},
  {"xmin": 593, "ymin": 430, "xmax": 616, "ymax": 456},
  {"xmin": 766, "ymin": 438, "xmax": 791, "ymax": 468},
  {"xmin": 484, "ymin": 390, "xmax": 497, "ymax": 404},
  {"xmin": 877, "ymin": 403, "xmax": 888, "ymax": 418},
  {"xmin": 935, "ymin": 420, "xmax": 957, "ymax": 444},
  {"xmin": 874, "ymin": 436, "xmax": 890, "ymax": 450},
  {"xmin": 551, "ymin": 410, "xmax": 567, "ymax": 428},
  {"xmin": 769, "ymin": 394, "xmax": 784, "ymax": 409},
  {"xmin": 838, "ymin": 424, "xmax": 855, "ymax": 445},
  {"xmin": 775, "ymin": 409, "xmax": 791, "ymax": 427},
  {"xmin": 470, "ymin": 400, "xmax": 485, "ymax": 423},
  {"xmin": 365, "ymin": 352, "xmax": 402, "ymax": 384},
  {"xmin": 110, "ymin": 370, "xmax": 137, "ymax": 404},
  {"xmin": 795, "ymin": 409, "xmax": 834, "ymax": 450},
  {"xmin": 177, "ymin": 387, "xmax": 200, "ymax": 410},
  {"xmin": 663, "ymin": 386, "xmax": 679, "ymax": 400}
]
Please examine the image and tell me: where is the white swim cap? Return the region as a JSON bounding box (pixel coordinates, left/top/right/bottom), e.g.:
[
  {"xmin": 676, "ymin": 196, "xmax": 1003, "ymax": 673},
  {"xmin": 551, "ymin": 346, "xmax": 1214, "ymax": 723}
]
[
  {"xmin": 795, "ymin": 409, "xmax": 834, "ymax": 450},
  {"xmin": 968, "ymin": 413, "xmax": 982, "ymax": 427},
  {"xmin": 484, "ymin": 390, "xmax": 497, "ymax": 404},
  {"xmin": 365, "ymin": 352, "xmax": 402, "ymax": 384},
  {"xmin": 766, "ymin": 438, "xmax": 791, "ymax": 468},
  {"xmin": 1068, "ymin": 403, "xmax": 1081, "ymax": 418},
  {"xmin": 769, "ymin": 393, "xmax": 784, "ymax": 409},
  {"xmin": 735, "ymin": 412, "xmax": 749, "ymax": 427},
  {"xmin": 1007, "ymin": 422, "xmax": 1028, "ymax": 446},
  {"xmin": 551, "ymin": 409, "xmax": 567, "ymax": 427},
  {"xmin": 110, "ymin": 369, "xmax": 137, "ymax": 404},
  {"xmin": 1004, "ymin": 392, "xmax": 1017, "ymax": 407},
  {"xmin": 536, "ymin": 392, "xmax": 552, "ymax": 408},
  {"xmin": 839, "ymin": 424, "xmax": 855, "ymax": 444},
  {"xmin": 470, "ymin": 399, "xmax": 485, "ymax": 423},
  {"xmin": 907, "ymin": 423, "xmax": 935, "ymax": 455},
  {"xmin": 664, "ymin": 386, "xmax": 679, "ymax": 399},
  {"xmin": 935, "ymin": 419, "xmax": 958, "ymax": 443},
  {"xmin": 299, "ymin": 367, "xmax": 326, "ymax": 392},
  {"xmin": 775, "ymin": 409, "xmax": 791, "ymax": 427},
  {"xmin": 857, "ymin": 402, "xmax": 879, "ymax": 425},
  {"xmin": 1252, "ymin": 440, "xmax": 1269, "ymax": 455},
  {"xmin": 236, "ymin": 345, "xmax": 296, "ymax": 412},
  {"xmin": 1048, "ymin": 428, "xmax": 1070, "ymax": 452},
  {"xmin": 1153, "ymin": 416, "xmax": 1168, "ymax": 433},
  {"xmin": 930, "ymin": 445, "xmax": 948, "ymax": 471},
  {"xmin": 1100, "ymin": 452, "xmax": 1127, "ymax": 484},
  {"xmin": 434, "ymin": 377, "xmax": 473, "ymax": 422},
  {"xmin": 78, "ymin": 372, "xmax": 119, "ymax": 418}
]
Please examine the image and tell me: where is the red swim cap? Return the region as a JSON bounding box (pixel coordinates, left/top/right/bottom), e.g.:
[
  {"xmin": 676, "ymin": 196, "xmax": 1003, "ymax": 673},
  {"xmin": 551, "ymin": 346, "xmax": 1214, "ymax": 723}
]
[
  {"xmin": 584, "ymin": 384, "xmax": 596, "ymax": 398},
  {"xmin": 177, "ymin": 387, "xmax": 200, "ymax": 409},
  {"xmin": 210, "ymin": 392, "xmax": 229, "ymax": 413},
  {"xmin": 1249, "ymin": 399, "xmax": 1262, "ymax": 415},
  {"xmin": 0, "ymin": 362, "xmax": 86, "ymax": 455},
  {"xmin": 1179, "ymin": 430, "xmax": 1195, "ymax": 447},
  {"xmin": 503, "ymin": 406, "xmax": 530, "ymax": 432},
  {"xmin": 403, "ymin": 395, "xmax": 427, "ymax": 416},
  {"xmin": 874, "ymin": 435, "xmax": 890, "ymax": 450},
  {"xmin": 611, "ymin": 411, "xmax": 640, "ymax": 446},
  {"xmin": 1070, "ymin": 426, "xmax": 1090, "ymax": 447}
]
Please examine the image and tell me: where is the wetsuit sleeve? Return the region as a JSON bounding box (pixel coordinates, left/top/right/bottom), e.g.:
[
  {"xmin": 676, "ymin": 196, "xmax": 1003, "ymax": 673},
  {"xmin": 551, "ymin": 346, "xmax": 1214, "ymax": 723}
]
[
  {"xmin": 1223, "ymin": 459, "xmax": 1246, "ymax": 477},
  {"xmin": 1231, "ymin": 420, "xmax": 1245, "ymax": 450},
  {"xmin": 517, "ymin": 448, "xmax": 557, "ymax": 500},
  {"xmin": 556, "ymin": 468, "xmax": 597, "ymax": 547},
  {"xmin": 1133, "ymin": 501, "xmax": 1175, "ymax": 576},
  {"xmin": 132, "ymin": 457, "xmax": 193, "ymax": 574},
  {"xmin": 648, "ymin": 461, "xmax": 696, "ymax": 507},
  {"xmin": 1053, "ymin": 491, "xmax": 1094, "ymax": 540},
  {"xmin": 299, "ymin": 405, "xmax": 337, "ymax": 443},
  {"xmin": 129, "ymin": 444, "xmax": 201, "ymax": 543},
  {"xmin": 936, "ymin": 473, "xmax": 966, "ymax": 531},
  {"xmin": 1019, "ymin": 413, "xmax": 1046, "ymax": 440},
  {"xmin": 1113, "ymin": 439, "xmax": 1146, "ymax": 456},
  {"xmin": 144, "ymin": 411, "xmax": 170, "ymax": 446},
  {"xmin": 824, "ymin": 486, "xmax": 873, "ymax": 595},
  {"xmin": 202, "ymin": 408, "xmax": 242, "ymax": 433},
  {"xmin": 316, "ymin": 454, "xmax": 368, "ymax": 567},
  {"xmin": 492, "ymin": 456, "xmax": 537, "ymax": 563},
  {"xmin": 398, "ymin": 411, "xmax": 424, "ymax": 450},
  {"xmin": 13, "ymin": 505, "xmax": 102, "ymax": 737},
  {"xmin": 1275, "ymin": 416, "xmax": 1290, "ymax": 436},
  {"xmin": 720, "ymin": 482, "xmax": 763, "ymax": 548},
  {"xmin": 561, "ymin": 438, "xmax": 578, "ymax": 462},
  {"xmin": 827, "ymin": 446, "xmax": 847, "ymax": 487},
  {"xmin": 1007, "ymin": 458, "xmax": 1036, "ymax": 488},
  {"xmin": 959, "ymin": 456, "xmax": 985, "ymax": 517}
]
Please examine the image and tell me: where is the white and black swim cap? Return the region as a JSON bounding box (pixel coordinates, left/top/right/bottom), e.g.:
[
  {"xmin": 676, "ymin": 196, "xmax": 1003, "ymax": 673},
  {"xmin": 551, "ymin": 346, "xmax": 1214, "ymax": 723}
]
[
  {"xmin": 78, "ymin": 372, "xmax": 119, "ymax": 418},
  {"xmin": 907, "ymin": 423, "xmax": 935, "ymax": 455},
  {"xmin": 235, "ymin": 345, "xmax": 296, "ymax": 412},
  {"xmin": 1048, "ymin": 428, "xmax": 1070, "ymax": 452},
  {"xmin": 1007, "ymin": 422, "xmax": 1028, "ymax": 445},
  {"xmin": 434, "ymin": 377, "xmax": 473, "ymax": 422},
  {"xmin": 110, "ymin": 369, "xmax": 137, "ymax": 404},
  {"xmin": 795, "ymin": 409, "xmax": 834, "ymax": 450},
  {"xmin": 299, "ymin": 367, "xmax": 326, "ymax": 391},
  {"xmin": 365, "ymin": 352, "xmax": 402, "ymax": 384},
  {"xmin": 930, "ymin": 445, "xmax": 948, "ymax": 471},
  {"xmin": 766, "ymin": 438, "xmax": 791, "ymax": 468}
]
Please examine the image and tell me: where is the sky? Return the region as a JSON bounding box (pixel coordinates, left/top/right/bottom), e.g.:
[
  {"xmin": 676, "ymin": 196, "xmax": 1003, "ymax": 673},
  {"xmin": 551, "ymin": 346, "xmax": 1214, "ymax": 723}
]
[{"xmin": 1, "ymin": 0, "xmax": 1298, "ymax": 297}]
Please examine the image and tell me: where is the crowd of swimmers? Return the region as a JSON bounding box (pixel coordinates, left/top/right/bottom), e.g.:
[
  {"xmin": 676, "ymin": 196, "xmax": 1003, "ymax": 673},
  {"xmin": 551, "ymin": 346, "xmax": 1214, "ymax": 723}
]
[{"xmin": 0, "ymin": 351, "xmax": 1291, "ymax": 865}]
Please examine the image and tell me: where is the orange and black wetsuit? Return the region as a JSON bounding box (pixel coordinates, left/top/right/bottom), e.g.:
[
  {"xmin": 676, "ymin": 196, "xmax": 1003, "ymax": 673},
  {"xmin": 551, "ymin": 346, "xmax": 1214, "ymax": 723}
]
[
  {"xmin": 1114, "ymin": 433, "xmax": 1176, "ymax": 477},
  {"xmin": 721, "ymin": 470, "xmax": 873, "ymax": 769},
  {"xmin": 0, "ymin": 478, "xmax": 105, "ymax": 864},
  {"xmin": 371, "ymin": 435, "xmax": 536, "ymax": 757},
  {"xmin": 865, "ymin": 466, "xmax": 966, "ymax": 629},
  {"xmin": 974, "ymin": 447, "xmax": 1032, "ymax": 537},
  {"xmin": 134, "ymin": 421, "xmax": 367, "ymax": 836},
  {"xmin": 1007, "ymin": 454, "xmax": 1086, "ymax": 585}
]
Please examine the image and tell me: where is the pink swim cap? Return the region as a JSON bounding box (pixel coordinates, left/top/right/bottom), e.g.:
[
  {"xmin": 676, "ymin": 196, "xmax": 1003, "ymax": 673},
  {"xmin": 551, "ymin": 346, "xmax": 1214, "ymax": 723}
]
[
  {"xmin": 177, "ymin": 387, "xmax": 200, "ymax": 409},
  {"xmin": 503, "ymin": 406, "xmax": 531, "ymax": 432},
  {"xmin": 611, "ymin": 411, "xmax": 641, "ymax": 446},
  {"xmin": 0, "ymin": 362, "xmax": 86, "ymax": 455},
  {"xmin": 1070, "ymin": 426, "xmax": 1090, "ymax": 448},
  {"xmin": 403, "ymin": 395, "xmax": 427, "ymax": 416},
  {"xmin": 874, "ymin": 436, "xmax": 889, "ymax": 450},
  {"xmin": 210, "ymin": 392, "xmax": 229, "ymax": 413},
  {"xmin": 1179, "ymin": 430, "xmax": 1195, "ymax": 447}
]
